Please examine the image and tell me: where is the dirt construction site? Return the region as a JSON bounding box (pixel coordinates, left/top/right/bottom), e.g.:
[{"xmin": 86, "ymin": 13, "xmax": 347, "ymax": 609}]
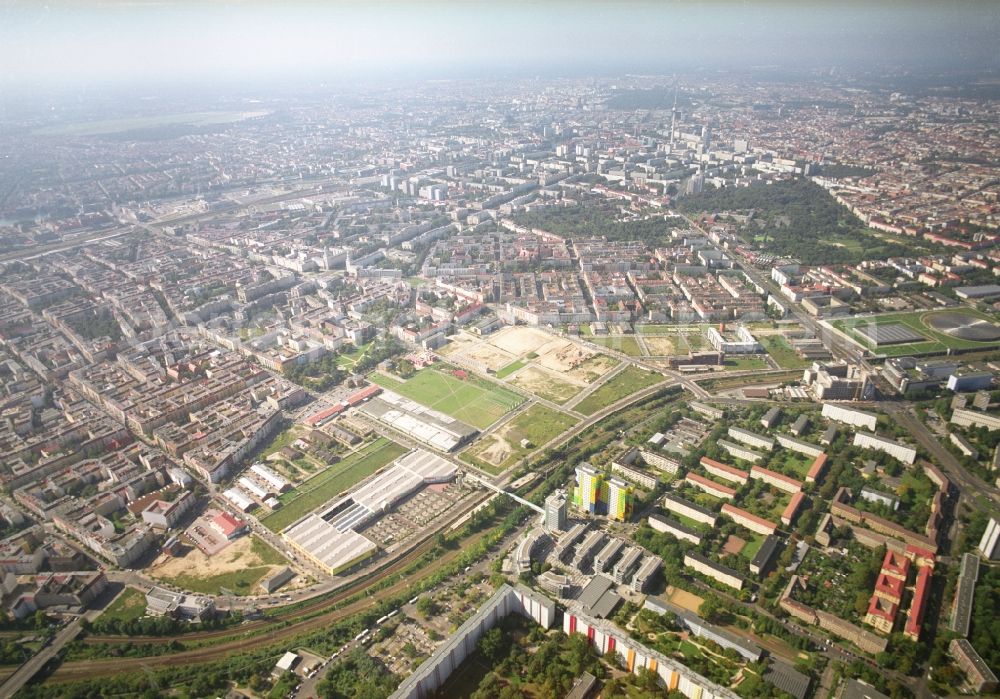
[
  {"xmin": 446, "ymin": 326, "xmax": 620, "ymax": 400},
  {"xmin": 147, "ymin": 535, "xmax": 277, "ymax": 583}
]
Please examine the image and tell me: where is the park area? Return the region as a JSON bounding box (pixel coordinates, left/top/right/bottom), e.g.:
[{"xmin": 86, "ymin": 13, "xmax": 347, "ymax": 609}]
[
  {"xmin": 260, "ymin": 438, "xmax": 407, "ymax": 532},
  {"xmin": 147, "ymin": 535, "xmax": 291, "ymax": 595},
  {"xmin": 371, "ymin": 365, "xmax": 524, "ymax": 430},
  {"xmin": 460, "ymin": 405, "xmax": 578, "ymax": 474},
  {"xmin": 32, "ymin": 110, "xmax": 268, "ymax": 137},
  {"xmin": 573, "ymin": 365, "xmax": 663, "ymax": 416},
  {"xmin": 829, "ymin": 308, "xmax": 1000, "ymax": 357}
]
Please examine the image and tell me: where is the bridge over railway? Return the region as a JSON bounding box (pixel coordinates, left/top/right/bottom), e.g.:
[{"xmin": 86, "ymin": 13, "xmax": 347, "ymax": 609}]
[{"xmin": 465, "ymin": 473, "xmax": 544, "ymax": 514}]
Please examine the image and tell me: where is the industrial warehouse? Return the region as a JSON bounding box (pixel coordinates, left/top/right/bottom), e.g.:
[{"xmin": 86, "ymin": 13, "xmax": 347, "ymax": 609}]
[
  {"xmin": 358, "ymin": 390, "xmax": 479, "ymax": 452},
  {"xmin": 283, "ymin": 449, "xmax": 458, "ymax": 574}
]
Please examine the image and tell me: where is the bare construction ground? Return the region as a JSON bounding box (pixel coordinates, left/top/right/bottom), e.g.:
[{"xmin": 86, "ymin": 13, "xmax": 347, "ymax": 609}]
[
  {"xmin": 148, "ymin": 536, "xmax": 279, "ymax": 585},
  {"xmin": 437, "ymin": 332, "xmax": 477, "ymax": 356},
  {"xmin": 510, "ymin": 366, "xmax": 582, "ymax": 403},
  {"xmin": 459, "ymin": 342, "xmax": 517, "ymax": 371},
  {"xmin": 534, "ymin": 337, "xmax": 595, "ymax": 373},
  {"xmin": 642, "ymin": 336, "xmax": 680, "ymax": 356},
  {"xmin": 488, "ymin": 326, "xmax": 553, "ymax": 356},
  {"xmin": 564, "ymin": 354, "xmax": 619, "ymax": 383}
]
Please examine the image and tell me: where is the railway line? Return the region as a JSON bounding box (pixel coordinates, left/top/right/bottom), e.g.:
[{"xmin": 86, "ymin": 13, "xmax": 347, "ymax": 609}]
[
  {"xmin": 50, "ymin": 522, "xmax": 493, "ymax": 684},
  {"xmin": 81, "ymin": 509, "xmax": 470, "ymax": 646}
]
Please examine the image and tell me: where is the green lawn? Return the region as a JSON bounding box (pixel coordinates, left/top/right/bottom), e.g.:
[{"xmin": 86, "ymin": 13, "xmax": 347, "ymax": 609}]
[
  {"xmin": 336, "ymin": 341, "xmax": 375, "ymax": 369},
  {"xmin": 638, "ymin": 324, "xmax": 710, "ymax": 334},
  {"xmin": 740, "ymin": 488, "xmax": 791, "ymax": 523},
  {"xmin": 677, "ymin": 484, "xmax": 723, "ymax": 510},
  {"xmin": 495, "ymin": 359, "xmax": 526, "ymax": 379},
  {"xmin": 261, "ymin": 439, "xmax": 407, "ymax": 532},
  {"xmin": 679, "ymin": 639, "xmax": 707, "ymax": 660},
  {"xmin": 767, "ymin": 449, "xmax": 814, "ymax": 478},
  {"xmin": 829, "ymin": 308, "xmax": 1000, "ymax": 356},
  {"xmin": 739, "ymin": 532, "xmax": 767, "ymax": 560},
  {"xmin": 159, "ymin": 567, "xmax": 272, "ymax": 596},
  {"xmin": 250, "ymin": 536, "xmax": 289, "ymax": 566},
  {"xmin": 685, "ymin": 333, "xmax": 706, "ymax": 350},
  {"xmin": 32, "ymin": 110, "xmax": 262, "ymax": 137},
  {"xmin": 260, "ymin": 426, "xmax": 298, "ymax": 459},
  {"xmin": 723, "ymin": 356, "xmax": 770, "ymax": 371},
  {"xmin": 761, "ymin": 335, "xmax": 811, "ymax": 370},
  {"xmin": 99, "ymin": 588, "xmax": 148, "ymax": 624},
  {"xmin": 371, "ymin": 365, "xmax": 525, "ymax": 429},
  {"xmin": 574, "ymin": 366, "xmax": 662, "ymax": 416},
  {"xmin": 668, "ymin": 511, "xmax": 712, "ymax": 532},
  {"xmin": 460, "ymin": 405, "xmax": 578, "ymax": 473},
  {"xmin": 589, "ymin": 336, "xmax": 644, "ymax": 357}
]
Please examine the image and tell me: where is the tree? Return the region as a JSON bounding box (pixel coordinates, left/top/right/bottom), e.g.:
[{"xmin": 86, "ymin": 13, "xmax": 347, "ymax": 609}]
[
  {"xmin": 478, "ymin": 628, "xmax": 511, "ymax": 665},
  {"xmin": 415, "ymin": 596, "xmax": 437, "ymax": 619}
]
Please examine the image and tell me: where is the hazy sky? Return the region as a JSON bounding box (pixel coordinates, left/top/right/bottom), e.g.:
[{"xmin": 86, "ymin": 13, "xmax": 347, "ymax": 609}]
[{"xmin": 1, "ymin": 1, "xmax": 998, "ymax": 90}]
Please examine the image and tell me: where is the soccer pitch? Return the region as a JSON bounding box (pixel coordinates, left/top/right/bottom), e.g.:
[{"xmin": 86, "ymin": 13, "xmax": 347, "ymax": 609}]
[{"xmin": 372, "ymin": 366, "xmax": 525, "ymax": 429}]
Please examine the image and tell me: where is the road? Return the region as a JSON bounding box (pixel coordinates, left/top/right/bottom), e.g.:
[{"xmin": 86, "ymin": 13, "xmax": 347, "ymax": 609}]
[
  {"xmin": 0, "ymin": 617, "xmax": 83, "ymax": 698},
  {"xmin": 885, "ymin": 402, "xmax": 1000, "ymax": 506}
]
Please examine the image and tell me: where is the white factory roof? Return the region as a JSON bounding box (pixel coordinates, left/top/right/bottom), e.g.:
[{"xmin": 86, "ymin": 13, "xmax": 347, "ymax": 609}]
[
  {"xmin": 275, "ymin": 651, "xmax": 299, "ymax": 672},
  {"xmin": 238, "ymin": 476, "xmax": 270, "ymax": 500},
  {"xmin": 223, "ymin": 487, "xmax": 255, "ymax": 512},
  {"xmin": 359, "ymin": 392, "xmax": 477, "ymax": 453},
  {"xmin": 250, "ymin": 463, "xmax": 289, "ymax": 491},
  {"xmin": 352, "ymin": 450, "xmax": 456, "ymax": 512},
  {"xmin": 284, "ymin": 514, "xmax": 376, "ymax": 573},
  {"xmin": 396, "ymin": 449, "xmax": 458, "ymax": 482},
  {"xmin": 282, "ymin": 450, "xmax": 455, "ymax": 574}
]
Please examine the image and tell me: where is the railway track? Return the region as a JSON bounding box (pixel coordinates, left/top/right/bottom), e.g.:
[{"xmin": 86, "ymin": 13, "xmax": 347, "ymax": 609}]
[
  {"xmin": 50, "ymin": 524, "xmax": 492, "ymax": 684},
  {"xmin": 83, "ymin": 521, "xmax": 451, "ymax": 645}
]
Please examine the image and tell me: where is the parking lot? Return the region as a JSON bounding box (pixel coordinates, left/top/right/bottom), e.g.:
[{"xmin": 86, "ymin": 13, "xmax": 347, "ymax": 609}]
[{"xmin": 185, "ymin": 508, "xmax": 229, "ymax": 555}]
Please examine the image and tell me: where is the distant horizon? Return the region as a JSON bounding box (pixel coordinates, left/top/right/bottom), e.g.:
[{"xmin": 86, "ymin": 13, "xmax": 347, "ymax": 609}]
[{"xmin": 1, "ymin": 0, "xmax": 998, "ymax": 93}]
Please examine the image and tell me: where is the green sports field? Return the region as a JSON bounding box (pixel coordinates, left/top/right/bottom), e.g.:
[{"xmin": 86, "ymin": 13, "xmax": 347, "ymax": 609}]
[
  {"xmin": 371, "ymin": 365, "xmax": 525, "ymax": 429},
  {"xmin": 829, "ymin": 308, "xmax": 1000, "ymax": 357},
  {"xmin": 495, "ymin": 359, "xmax": 526, "ymax": 379}
]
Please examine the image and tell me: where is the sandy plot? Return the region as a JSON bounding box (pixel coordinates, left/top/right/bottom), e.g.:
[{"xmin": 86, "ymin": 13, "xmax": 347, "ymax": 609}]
[
  {"xmin": 643, "ymin": 336, "xmax": 679, "ymax": 356},
  {"xmin": 667, "ymin": 586, "xmax": 705, "ymax": 614},
  {"xmin": 437, "ymin": 331, "xmax": 477, "ymax": 356},
  {"xmin": 459, "ymin": 342, "xmax": 517, "ymax": 370},
  {"xmin": 723, "ymin": 535, "xmax": 747, "ymax": 556},
  {"xmin": 533, "ymin": 338, "xmax": 595, "ymax": 373},
  {"xmin": 565, "ymin": 354, "xmax": 620, "ymax": 383},
  {"xmin": 472, "ymin": 430, "xmax": 515, "ymax": 467},
  {"xmin": 148, "ymin": 535, "xmax": 275, "ymax": 581},
  {"xmin": 511, "ymin": 366, "xmax": 582, "ymax": 403},
  {"xmin": 488, "ymin": 326, "xmax": 553, "ymax": 356}
]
